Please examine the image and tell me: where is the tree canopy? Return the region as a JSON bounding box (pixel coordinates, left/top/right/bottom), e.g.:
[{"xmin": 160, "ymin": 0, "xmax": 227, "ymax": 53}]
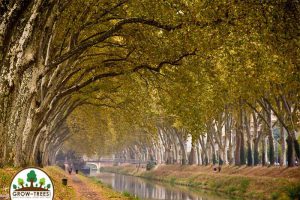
[{"xmin": 0, "ymin": 0, "xmax": 299, "ymax": 167}]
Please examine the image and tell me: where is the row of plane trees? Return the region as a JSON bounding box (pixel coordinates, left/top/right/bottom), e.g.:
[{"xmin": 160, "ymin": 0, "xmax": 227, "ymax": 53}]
[{"xmin": 116, "ymin": 108, "xmax": 298, "ymax": 167}]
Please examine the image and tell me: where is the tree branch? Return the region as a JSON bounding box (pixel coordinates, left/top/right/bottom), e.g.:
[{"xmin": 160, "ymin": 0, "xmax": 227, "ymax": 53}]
[
  {"xmin": 47, "ymin": 18, "xmax": 182, "ymax": 68},
  {"xmin": 133, "ymin": 49, "xmax": 197, "ymax": 72},
  {"xmin": 245, "ymin": 101, "xmax": 270, "ymax": 128}
]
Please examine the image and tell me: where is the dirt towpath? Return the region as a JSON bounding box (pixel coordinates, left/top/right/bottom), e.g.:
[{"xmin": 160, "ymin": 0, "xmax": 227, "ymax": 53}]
[{"xmin": 68, "ymin": 173, "xmax": 102, "ymax": 200}]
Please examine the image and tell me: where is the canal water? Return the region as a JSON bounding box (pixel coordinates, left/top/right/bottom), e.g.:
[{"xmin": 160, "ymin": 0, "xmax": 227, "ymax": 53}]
[{"xmin": 90, "ymin": 170, "xmax": 229, "ymax": 200}]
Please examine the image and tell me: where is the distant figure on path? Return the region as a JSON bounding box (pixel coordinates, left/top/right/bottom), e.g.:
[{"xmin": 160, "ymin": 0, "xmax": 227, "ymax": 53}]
[
  {"xmin": 213, "ymin": 165, "xmax": 217, "ymax": 172},
  {"xmin": 218, "ymin": 165, "xmax": 221, "ymax": 172},
  {"xmin": 68, "ymin": 166, "xmax": 73, "ymax": 175},
  {"xmin": 218, "ymin": 157, "xmax": 223, "ymax": 172},
  {"xmin": 213, "ymin": 163, "xmax": 222, "ymax": 172}
]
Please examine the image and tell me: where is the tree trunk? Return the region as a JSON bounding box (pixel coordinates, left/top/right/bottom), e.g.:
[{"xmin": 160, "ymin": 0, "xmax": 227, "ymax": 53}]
[
  {"xmin": 228, "ymin": 135, "xmax": 234, "ymax": 165},
  {"xmin": 266, "ymin": 106, "xmax": 275, "ymax": 165},
  {"xmin": 196, "ymin": 142, "xmax": 201, "ymax": 165},
  {"xmin": 199, "ymin": 137, "xmax": 208, "ymax": 165},
  {"xmin": 262, "ymin": 136, "xmax": 266, "ymax": 166},
  {"xmin": 252, "ymin": 112, "xmax": 261, "ymax": 166},
  {"xmin": 235, "ymin": 127, "xmax": 241, "ymax": 166},
  {"xmin": 253, "ymin": 137, "xmax": 260, "ymax": 165},
  {"xmin": 280, "ymin": 125, "xmax": 286, "ymax": 166},
  {"xmin": 207, "ymin": 130, "xmax": 216, "ymax": 165},
  {"xmin": 244, "ymin": 111, "xmax": 253, "ymax": 166},
  {"xmin": 172, "ymin": 134, "xmax": 178, "ymax": 164},
  {"xmin": 246, "ymin": 141, "xmax": 252, "ymax": 166},
  {"xmin": 239, "ymin": 108, "xmax": 245, "ymax": 165},
  {"xmin": 188, "ymin": 142, "xmax": 196, "ymax": 165},
  {"xmin": 225, "ymin": 110, "xmax": 234, "ymax": 165},
  {"xmin": 287, "ymin": 134, "xmax": 295, "ymax": 167},
  {"xmin": 175, "ymin": 129, "xmax": 187, "ymax": 165},
  {"xmin": 240, "ymin": 130, "xmax": 245, "ymax": 165}
]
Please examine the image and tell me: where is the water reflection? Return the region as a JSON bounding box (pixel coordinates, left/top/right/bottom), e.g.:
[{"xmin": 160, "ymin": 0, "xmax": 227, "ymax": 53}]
[{"xmin": 91, "ymin": 171, "xmax": 227, "ymax": 200}]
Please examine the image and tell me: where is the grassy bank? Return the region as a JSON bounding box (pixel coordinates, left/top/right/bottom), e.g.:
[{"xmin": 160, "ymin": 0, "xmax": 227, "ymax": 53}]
[
  {"xmin": 0, "ymin": 166, "xmax": 135, "ymax": 200},
  {"xmin": 0, "ymin": 167, "xmax": 20, "ymax": 197},
  {"xmin": 102, "ymin": 165, "xmax": 300, "ymax": 200}
]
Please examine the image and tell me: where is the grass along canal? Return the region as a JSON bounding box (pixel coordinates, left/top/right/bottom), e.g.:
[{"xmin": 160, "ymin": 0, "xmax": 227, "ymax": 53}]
[
  {"xmin": 100, "ymin": 164, "xmax": 300, "ymax": 200},
  {"xmin": 91, "ymin": 170, "xmax": 229, "ymax": 200}
]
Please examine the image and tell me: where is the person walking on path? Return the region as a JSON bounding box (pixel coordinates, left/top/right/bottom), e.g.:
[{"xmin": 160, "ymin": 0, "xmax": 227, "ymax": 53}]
[{"xmin": 68, "ymin": 166, "xmax": 73, "ymax": 175}]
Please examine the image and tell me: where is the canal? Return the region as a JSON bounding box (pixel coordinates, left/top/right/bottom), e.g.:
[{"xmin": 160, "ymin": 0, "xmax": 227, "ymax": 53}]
[{"xmin": 90, "ymin": 170, "xmax": 229, "ymax": 200}]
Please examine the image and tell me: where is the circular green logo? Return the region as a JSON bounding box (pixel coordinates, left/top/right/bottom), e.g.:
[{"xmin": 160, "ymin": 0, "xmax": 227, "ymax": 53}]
[{"xmin": 10, "ymin": 168, "xmax": 54, "ymax": 200}]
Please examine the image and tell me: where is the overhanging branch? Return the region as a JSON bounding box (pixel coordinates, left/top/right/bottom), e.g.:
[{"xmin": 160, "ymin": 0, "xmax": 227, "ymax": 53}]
[
  {"xmin": 59, "ymin": 49, "xmax": 197, "ymax": 98},
  {"xmin": 47, "ymin": 18, "xmax": 182, "ymax": 68}
]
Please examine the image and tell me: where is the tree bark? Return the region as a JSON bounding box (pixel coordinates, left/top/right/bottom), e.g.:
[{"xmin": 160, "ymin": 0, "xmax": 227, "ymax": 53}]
[
  {"xmin": 279, "ymin": 124, "xmax": 286, "ymax": 166},
  {"xmin": 175, "ymin": 129, "xmax": 187, "ymax": 165},
  {"xmin": 235, "ymin": 125, "xmax": 241, "ymax": 166},
  {"xmin": 188, "ymin": 139, "xmax": 196, "ymax": 165},
  {"xmin": 265, "ymin": 105, "xmax": 275, "ymax": 165},
  {"xmin": 244, "ymin": 111, "xmax": 253, "ymax": 166}
]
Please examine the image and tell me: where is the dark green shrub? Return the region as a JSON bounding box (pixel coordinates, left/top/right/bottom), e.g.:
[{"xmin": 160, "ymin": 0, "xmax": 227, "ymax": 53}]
[
  {"xmin": 170, "ymin": 177, "xmax": 176, "ymax": 185},
  {"xmin": 226, "ymin": 186, "xmax": 237, "ymax": 195},
  {"xmin": 146, "ymin": 161, "xmax": 156, "ymax": 171},
  {"xmin": 239, "ymin": 179, "xmax": 250, "ymax": 193},
  {"xmin": 285, "ymin": 184, "xmax": 300, "ymax": 199},
  {"xmin": 271, "ymin": 192, "xmax": 279, "ymax": 200},
  {"xmin": 122, "ymin": 191, "xmax": 140, "ymax": 200}
]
